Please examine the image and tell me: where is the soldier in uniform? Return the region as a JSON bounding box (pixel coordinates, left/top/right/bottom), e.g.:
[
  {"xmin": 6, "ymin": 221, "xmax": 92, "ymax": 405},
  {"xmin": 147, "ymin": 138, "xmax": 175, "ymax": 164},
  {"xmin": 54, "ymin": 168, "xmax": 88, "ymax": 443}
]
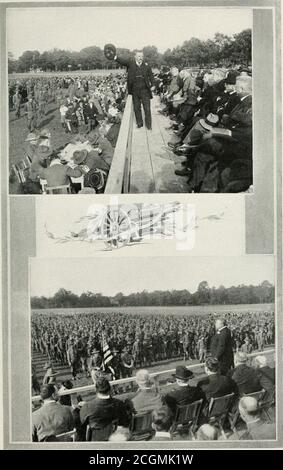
[
  {"xmin": 66, "ymin": 339, "xmax": 79, "ymax": 381},
  {"xmin": 121, "ymin": 346, "xmax": 134, "ymax": 378}
]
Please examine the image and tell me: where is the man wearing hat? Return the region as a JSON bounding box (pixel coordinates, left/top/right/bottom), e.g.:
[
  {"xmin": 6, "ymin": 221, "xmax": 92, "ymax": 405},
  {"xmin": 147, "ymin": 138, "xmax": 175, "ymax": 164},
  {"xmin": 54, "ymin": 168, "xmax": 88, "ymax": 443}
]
[
  {"xmin": 197, "ymin": 357, "xmax": 236, "ymax": 402},
  {"xmin": 163, "ymin": 365, "xmax": 204, "ymax": 414},
  {"xmin": 104, "ymin": 44, "xmax": 155, "ymax": 130},
  {"xmin": 130, "ymin": 369, "xmax": 163, "ymax": 414},
  {"xmin": 32, "ymin": 384, "xmax": 74, "ymax": 442},
  {"xmin": 42, "ymin": 363, "xmax": 58, "ymax": 385},
  {"xmin": 230, "ymin": 352, "xmax": 261, "ymax": 396}
]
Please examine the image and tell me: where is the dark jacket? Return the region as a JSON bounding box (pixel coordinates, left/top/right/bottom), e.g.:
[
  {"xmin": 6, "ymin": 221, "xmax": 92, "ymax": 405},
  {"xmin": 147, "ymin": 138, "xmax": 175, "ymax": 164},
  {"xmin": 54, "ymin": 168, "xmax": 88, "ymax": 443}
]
[
  {"xmin": 197, "ymin": 373, "xmax": 236, "ymax": 402},
  {"xmin": 163, "ymin": 385, "xmax": 204, "ymax": 413},
  {"xmin": 115, "ymin": 55, "xmax": 154, "ymax": 97},
  {"xmin": 80, "ymin": 396, "xmax": 130, "ymax": 428},
  {"xmin": 210, "ymin": 327, "xmax": 234, "ymax": 373},
  {"xmin": 256, "ymin": 366, "xmax": 275, "ymax": 393},
  {"xmin": 231, "ymin": 364, "xmax": 261, "ymax": 396}
]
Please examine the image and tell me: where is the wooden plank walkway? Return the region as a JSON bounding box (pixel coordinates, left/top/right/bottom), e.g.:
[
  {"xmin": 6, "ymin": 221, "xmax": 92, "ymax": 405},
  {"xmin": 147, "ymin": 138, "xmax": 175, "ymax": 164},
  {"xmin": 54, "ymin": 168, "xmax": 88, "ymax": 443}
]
[{"xmin": 129, "ymin": 96, "xmax": 188, "ymax": 193}]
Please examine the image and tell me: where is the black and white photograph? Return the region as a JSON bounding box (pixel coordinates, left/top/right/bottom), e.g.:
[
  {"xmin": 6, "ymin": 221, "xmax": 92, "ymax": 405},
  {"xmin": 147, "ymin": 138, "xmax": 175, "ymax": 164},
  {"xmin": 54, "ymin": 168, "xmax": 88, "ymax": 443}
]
[
  {"xmin": 7, "ymin": 6, "xmax": 253, "ymax": 194},
  {"xmin": 0, "ymin": 0, "xmax": 282, "ymax": 456},
  {"xmin": 30, "ymin": 255, "xmax": 275, "ymax": 442}
]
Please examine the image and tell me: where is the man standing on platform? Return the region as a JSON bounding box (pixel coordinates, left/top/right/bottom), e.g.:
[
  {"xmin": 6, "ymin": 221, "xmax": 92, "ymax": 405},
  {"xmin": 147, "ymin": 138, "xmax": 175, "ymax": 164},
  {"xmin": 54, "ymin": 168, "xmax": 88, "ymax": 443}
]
[
  {"xmin": 104, "ymin": 44, "xmax": 155, "ymax": 130},
  {"xmin": 210, "ymin": 318, "xmax": 234, "ymax": 375}
]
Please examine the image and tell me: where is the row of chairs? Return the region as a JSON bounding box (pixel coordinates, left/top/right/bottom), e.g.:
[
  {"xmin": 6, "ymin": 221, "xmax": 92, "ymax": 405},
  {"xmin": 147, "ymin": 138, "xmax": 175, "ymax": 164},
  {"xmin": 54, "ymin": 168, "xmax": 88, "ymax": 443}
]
[{"xmin": 54, "ymin": 388, "xmax": 274, "ymax": 442}]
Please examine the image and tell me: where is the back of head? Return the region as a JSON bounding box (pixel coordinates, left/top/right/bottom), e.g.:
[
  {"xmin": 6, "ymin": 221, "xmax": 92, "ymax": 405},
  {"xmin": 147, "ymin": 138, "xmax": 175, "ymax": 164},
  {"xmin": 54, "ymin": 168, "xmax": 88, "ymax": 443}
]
[
  {"xmin": 95, "ymin": 376, "xmax": 111, "ymax": 396},
  {"xmin": 197, "ymin": 424, "xmax": 218, "ymax": 441},
  {"xmin": 152, "ymin": 406, "xmax": 173, "ymax": 432},
  {"xmin": 40, "ymin": 383, "xmax": 55, "ymax": 400},
  {"xmin": 135, "ymin": 369, "xmax": 152, "ymax": 389},
  {"xmin": 239, "ymin": 396, "xmax": 259, "ymax": 422},
  {"xmin": 205, "ymin": 356, "xmax": 219, "ymax": 374}
]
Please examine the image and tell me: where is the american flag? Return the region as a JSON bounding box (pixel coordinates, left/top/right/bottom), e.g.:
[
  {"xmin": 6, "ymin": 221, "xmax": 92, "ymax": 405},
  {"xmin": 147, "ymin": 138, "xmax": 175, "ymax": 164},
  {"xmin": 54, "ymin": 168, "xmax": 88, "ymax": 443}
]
[{"xmin": 102, "ymin": 335, "xmax": 113, "ymax": 368}]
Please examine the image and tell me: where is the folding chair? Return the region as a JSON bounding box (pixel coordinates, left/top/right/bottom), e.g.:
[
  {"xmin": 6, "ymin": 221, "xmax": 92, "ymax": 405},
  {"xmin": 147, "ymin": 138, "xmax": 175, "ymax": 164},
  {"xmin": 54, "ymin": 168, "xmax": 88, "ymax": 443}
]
[
  {"xmin": 258, "ymin": 388, "xmax": 275, "ymax": 422},
  {"xmin": 171, "ymin": 399, "xmax": 203, "ymax": 439},
  {"xmin": 45, "ymin": 184, "xmax": 71, "ymax": 195},
  {"xmin": 207, "ymin": 393, "xmax": 235, "ymax": 439},
  {"xmin": 86, "ymin": 420, "xmax": 118, "ymax": 442},
  {"xmin": 55, "ymin": 429, "xmax": 76, "ymax": 442},
  {"xmin": 129, "ymin": 411, "xmax": 155, "ymax": 441}
]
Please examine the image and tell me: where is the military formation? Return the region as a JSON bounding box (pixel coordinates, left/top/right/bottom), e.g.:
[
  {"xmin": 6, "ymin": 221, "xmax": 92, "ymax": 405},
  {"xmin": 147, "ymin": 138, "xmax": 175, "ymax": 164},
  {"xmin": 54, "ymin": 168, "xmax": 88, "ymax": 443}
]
[{"xmin": 31, "ymin": 309, "xmax": 274, "ymax": 389}]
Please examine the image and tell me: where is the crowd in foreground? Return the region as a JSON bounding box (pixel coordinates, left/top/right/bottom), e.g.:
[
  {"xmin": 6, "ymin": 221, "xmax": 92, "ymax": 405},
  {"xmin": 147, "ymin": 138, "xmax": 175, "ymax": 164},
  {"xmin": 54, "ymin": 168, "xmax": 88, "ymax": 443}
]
[
  {"xmin": 156, "ymin": 65, "xmax": 252, "ymax": 192},
  {"xmin": 32, "ymin": 349, "xmax": 275, "ymax": 442},
  {"xmin": 9, "ymin": 74, "xmax": 127, "ymax": 194}
]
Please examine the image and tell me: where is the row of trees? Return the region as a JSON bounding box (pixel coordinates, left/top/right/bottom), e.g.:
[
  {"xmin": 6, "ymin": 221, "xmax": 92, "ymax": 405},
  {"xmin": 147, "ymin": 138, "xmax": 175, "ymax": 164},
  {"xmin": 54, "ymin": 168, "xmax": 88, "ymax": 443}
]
[
  {"xmin": 31, "ymin": 280, "xmax": 274, "ymax": 309},
  {"xmin": 9, "ymin": 29, "xmax": 251, "ymax": 73}
]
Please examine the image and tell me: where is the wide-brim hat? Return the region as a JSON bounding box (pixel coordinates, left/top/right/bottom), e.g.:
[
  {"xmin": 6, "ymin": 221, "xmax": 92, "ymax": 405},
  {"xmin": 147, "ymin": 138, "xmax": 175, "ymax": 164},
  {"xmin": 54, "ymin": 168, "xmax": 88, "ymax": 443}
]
[
  {"xmin": 72, "ymin": 149, "xmax": 88, "ymax": 165},
  {"xmin": 175, "ymin": 365, "xmax": 194, "ymax": 380},
  {"xmin": 187, "ymin": 129, "xmax": 203, "ymax": 147},
  {"xmin": 199, "ymin": 113, "xmax": 219, "ymax": 130},
  {"xmin": 88, "ymin": 131, "xmax": 100, "ymax": 145},
  {"xmin": 104, "ymin": 43, "xmax": 117, "ymax": 61}
]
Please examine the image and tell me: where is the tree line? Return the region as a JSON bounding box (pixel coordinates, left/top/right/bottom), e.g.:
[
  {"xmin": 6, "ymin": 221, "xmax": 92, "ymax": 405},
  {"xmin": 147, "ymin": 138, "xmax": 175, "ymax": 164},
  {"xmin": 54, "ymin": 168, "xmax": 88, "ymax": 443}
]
[
  {"xmin": 9, "ymin": 29, "xmax": 251, "ymax": 73},
  {"xmin": 31, "ymin": 280, "xmax": 274, "ymax": 309}
]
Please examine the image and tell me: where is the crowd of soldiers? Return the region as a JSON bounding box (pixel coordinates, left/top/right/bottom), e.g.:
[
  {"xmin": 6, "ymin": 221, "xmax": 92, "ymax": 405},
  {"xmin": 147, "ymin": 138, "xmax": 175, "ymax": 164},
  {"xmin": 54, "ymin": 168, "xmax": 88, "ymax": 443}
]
[
  {"xmin": 31, "ymin": 309, "xmax": 274, "ymax": 390},
  {"xmin": 9, "ymin": 74, "xmax": 127, "ymax": 131}
]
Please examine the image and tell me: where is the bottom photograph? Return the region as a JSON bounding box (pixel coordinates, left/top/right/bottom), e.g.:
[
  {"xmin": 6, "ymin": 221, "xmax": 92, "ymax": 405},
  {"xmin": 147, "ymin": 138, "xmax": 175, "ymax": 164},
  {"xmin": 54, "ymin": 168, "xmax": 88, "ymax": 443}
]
[{"xmin": 30, "ymin": 255, "xmax": 276, "ymax": 443}]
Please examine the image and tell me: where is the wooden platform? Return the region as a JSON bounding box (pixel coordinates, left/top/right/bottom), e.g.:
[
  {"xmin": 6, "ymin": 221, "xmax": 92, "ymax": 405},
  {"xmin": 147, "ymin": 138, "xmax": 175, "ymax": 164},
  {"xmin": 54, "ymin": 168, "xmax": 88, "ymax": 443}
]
[{"xmin": 129, "ymin": 96, "xmax": 188, "ymax": 193}]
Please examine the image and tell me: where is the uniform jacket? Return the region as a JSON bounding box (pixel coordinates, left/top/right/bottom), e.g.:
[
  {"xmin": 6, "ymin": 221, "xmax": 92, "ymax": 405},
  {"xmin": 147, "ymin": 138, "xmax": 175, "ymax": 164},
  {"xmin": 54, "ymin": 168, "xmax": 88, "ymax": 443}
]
[{"xmin": 115, "ymin": 55, "xmax": 154, "ymax": 97}]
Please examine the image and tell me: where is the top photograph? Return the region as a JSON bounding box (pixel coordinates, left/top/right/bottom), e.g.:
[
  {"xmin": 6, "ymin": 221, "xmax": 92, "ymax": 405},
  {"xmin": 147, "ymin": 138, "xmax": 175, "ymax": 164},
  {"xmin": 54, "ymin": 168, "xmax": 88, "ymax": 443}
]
[{"xmin": 7, "ymin": 6, "xmax": 253, "ymax": 195}]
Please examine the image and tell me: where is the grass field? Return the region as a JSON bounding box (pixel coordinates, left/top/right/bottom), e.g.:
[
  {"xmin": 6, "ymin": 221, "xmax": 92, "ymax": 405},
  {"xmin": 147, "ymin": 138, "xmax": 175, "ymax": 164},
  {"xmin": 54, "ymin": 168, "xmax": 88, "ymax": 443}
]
[{"xmin": 31, "ymin": 303, "xmax": 274, "ymax": 316}]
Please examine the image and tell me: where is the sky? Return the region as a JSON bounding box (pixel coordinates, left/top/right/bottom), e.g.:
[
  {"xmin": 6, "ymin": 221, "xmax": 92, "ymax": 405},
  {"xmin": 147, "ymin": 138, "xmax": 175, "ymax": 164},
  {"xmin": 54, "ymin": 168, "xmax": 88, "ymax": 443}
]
[
  {"xmin": 7, "ymin": 6, "xmax": 252, "ymax": 58},
  {"xmin": 30, "ymin": 255, "xmax": 274, "ymax": 298}
]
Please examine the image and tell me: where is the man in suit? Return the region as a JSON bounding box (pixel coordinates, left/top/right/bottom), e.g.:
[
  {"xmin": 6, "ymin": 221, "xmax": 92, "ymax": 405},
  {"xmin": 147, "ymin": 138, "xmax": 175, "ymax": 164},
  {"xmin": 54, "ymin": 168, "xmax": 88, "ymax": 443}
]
[
  {"xmin": 197, "ymin": 357, "xmax": 236, "ymax": 402},
  {"xmin": 84, "ymin": 99, "xmax": 99, "ymax": 132},
  {"xmin": 254, "ymin": 355, "xmax": 275, "ymax": 400},
  {"xmin": 104, "ymin": 44, "xmax": 155, "ymax": 130},
  {"xmin": 230, "ymin": 352, "xmax": 261, "ymax": 396},
  {"xmin": 210, "ymin": 318, "xmax": 234, "ymax": 375},
  {"xmin": 130, "ymin": 369, "xmax": 162, "ymax": 414},
  {"xmin": 163, "ymin": 365, "xmax": 204, "ymax": 414},
  {"xmin": 237, "ymin": 396, "xmax": 275, "ymax": 440},
  {"xmin": 80, "ymin": 377, "xmax": 130, "ymax": 441},
  {"xmin": 32, "ymin": 384, "xmax": 74, "ymax": 441}
]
